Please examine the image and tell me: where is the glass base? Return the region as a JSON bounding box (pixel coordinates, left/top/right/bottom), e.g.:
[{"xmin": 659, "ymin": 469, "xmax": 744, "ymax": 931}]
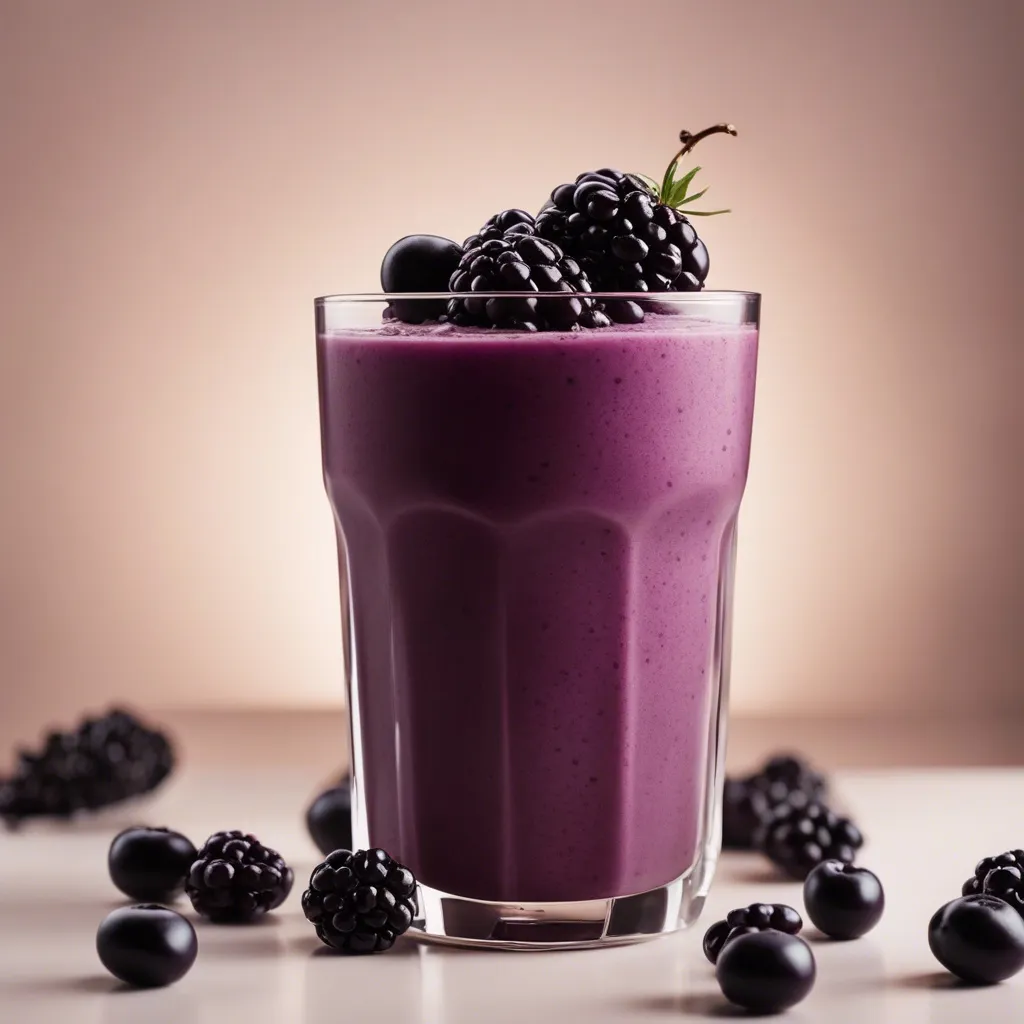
[{"xmin": 409, "ymin": 857, "xmax": 715, "ymax": 951}]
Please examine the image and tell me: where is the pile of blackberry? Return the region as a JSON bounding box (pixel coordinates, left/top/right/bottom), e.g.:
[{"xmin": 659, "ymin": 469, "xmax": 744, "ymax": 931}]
[
  {"xmin": 0, "ymin": 708, "xmax": 174, "ymax": 825},
  {"xmin": 380, "ymin": 122, "xmax": 738, "ymax": 330},
  {"xmin": 723, "ymin": 754, "xmax": 828, "ymax": 851},
  {"xmin": 755, "ymin": 800, "xmax": 864, "ymax": 881}
]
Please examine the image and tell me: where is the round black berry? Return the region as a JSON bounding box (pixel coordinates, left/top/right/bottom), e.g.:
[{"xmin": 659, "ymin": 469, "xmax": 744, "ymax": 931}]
[
  {"xmin": 186, "ymin": 830, "xmax": 293, "ymax": 923},
  {"xmin": 755, "ymin": 800, "xmax": 863, "ymax": 880},
  {"xmin": 0, "ymin": 708, "xmax": 174, "ymax": 826},
  {"xmin": 803, "ymin": 860, "xmax": 884, "ymax": 940},
  {"xmin": 380, "ymin": 234, "xmax": 463, "ymax": 323},
  {"xmin": 535, "ymin": 124, "xmax": 737, "ymax": 321},
  {"xmin": 302, "ymin": 848, "xmax": 417, "ymax": 955},
  {"xmin": 96, "ymin": 905, "xmax": 197, "ymax": 988},
  {"xmin": 447, "ymin": 233, "xmax": 608, "ymax": 332},
  {"xmin": 962, "ymin": 851, "xmax": 1024, "ymax": 917},
  {"xmin": 108, "ymin": 827, "xmax": 197, "ymax": 902},
  {"xmin": 929, "ymin": 895, "xmax": 1024, "ymax": 985},
  {"xmin": 306, "ymin": 785, "xmax": 352, "ymax": 857},
  {"xmin": 703, "ymin": 903, "xmax": 803, "ymax": 963},
  {"xmin": 463, "ymin": 209, "xmax": 536, "ymax": 249},
  {"xmin": 715, "ymin": 930, "xmax": 816, "ymax": 1014}
]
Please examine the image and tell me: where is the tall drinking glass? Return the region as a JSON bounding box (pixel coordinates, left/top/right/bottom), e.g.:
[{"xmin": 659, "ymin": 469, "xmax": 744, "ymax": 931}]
[{"xmin": 316, "ymin": 291, "xmax": 759, "ymax": 948}]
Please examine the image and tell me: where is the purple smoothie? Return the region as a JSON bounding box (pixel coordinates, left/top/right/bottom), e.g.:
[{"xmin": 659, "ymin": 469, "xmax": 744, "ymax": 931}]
[{"xmin": 317, "ymin": 314, "xmax": 758, "ymax": 904}]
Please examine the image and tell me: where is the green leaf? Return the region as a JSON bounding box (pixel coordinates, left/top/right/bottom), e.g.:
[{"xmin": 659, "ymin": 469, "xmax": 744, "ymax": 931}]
[
  {"xmin": 677, "ymin": 186, "xmax": 709, "ymax": 205},
  {"xmin": 684, "ymin": 207, "xmax": 731, "ymax": 217},
  {"xmin": 660, "ymin": 159, "xmax": 679, "ymax": 204}
]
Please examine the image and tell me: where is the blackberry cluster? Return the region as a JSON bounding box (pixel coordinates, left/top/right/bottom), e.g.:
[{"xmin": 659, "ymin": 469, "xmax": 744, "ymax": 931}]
[
  {"xmin": 962, "ymin": 851, "xmax": 1024, "ymax": 916},
  {"xmin": 463, "ymin": 208, "xmax": 535, "ymax": 249},
  {"xmin": 301, "ymin": 848, "xmax": 418, "ymax": 955},
  {"xmin": 723, "ymin": 754, "xmax": 828, "ymax": 850},
  {"xmin": 0, "ymin": 708, "xmax": 174, "ymax": 825},
  {"xmin": 755, "ymin": 801, "xmax": 863, "ymax": 881},
  {"xmin": 447, "ymin": 230, "xmax": 610, "ymax": 332},
  {"xmin": 703, "ymin": 903, "xmax": 803, "ymax": 964},
  {"xmin": 186, "ymin": 830, "xmax": 293, "ymax": 923},
  {"xmin": 536, "ymin": 170, "xmax": 708, "ymax": 296}
]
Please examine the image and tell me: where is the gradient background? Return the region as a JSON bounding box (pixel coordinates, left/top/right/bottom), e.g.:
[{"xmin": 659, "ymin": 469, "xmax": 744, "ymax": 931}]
[{"xmin": 1, "ymin": 0, "xmax": 1022, "ymax": 751}]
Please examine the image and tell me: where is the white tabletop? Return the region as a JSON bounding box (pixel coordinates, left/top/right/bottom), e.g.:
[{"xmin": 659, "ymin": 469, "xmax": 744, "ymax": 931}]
[{"xmin": 1, "ymin": 753, "xmax": 1021, "ymax": 1022}]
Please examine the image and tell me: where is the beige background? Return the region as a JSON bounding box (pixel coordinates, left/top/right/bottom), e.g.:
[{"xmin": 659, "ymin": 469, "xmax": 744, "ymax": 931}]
[{"xmin": 1, "ymin": 0, "xmax": 1022, "ymax": 747}]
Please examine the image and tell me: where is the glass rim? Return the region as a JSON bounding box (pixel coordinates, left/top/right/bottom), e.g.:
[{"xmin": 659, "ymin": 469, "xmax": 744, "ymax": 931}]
[{"xmin": 315, "ymin": 290, "xmax": 760, "ymax": 305}]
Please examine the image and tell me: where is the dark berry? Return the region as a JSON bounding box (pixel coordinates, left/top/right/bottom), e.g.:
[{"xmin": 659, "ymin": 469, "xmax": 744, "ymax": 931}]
[
  {"xmin": 535, "ymin": 124, "xmax": 737, "ymax": 321},
  {"xmin": 301, "ymin": 847, "xmax": 418, "ymax": 955},
  {"xmin": 929, "ymin": 895, "xmax": 1024, "ymax": 985},
  {"xmin": 723, "ymin": 753, "xmax": 828, "ymax": 851},
  {"xmin": 380, "ymin": 234, "xmax": 463, "ymax": 323},
  {"xmin": 463, "ymin": 209, "xmax": 536, "ymax": 249},
  {"xmin": 0, "ymin": 708, "xmax": 174, "ymax": 825},
  {"xmin": 755, "ymin": 800, "xmax": 863, "ymax": 880},
  {"xmin": 186, "ymin": 830, "xmax": 293, "ymax": 923},
  {"xmin": 96, "ymin": 905, "xmax": 197, "ymax": 988},
  {"xmin": 703, "ymin": 903, "xmax": 803, "ymax": 963},
  {"xmin": 447, "ymin": 232, "xmax": 604, "ymax": 332},
  {"xmin": 715, "ymin": 931, "xmax": 816, "ymax": 1013},
  {"xmin": 962, "ymin": 850, "xmax": 1024, "ymax": 917},
  {"xmin": 803, "ymin": 860, "xmax": 884, "ymax": 940},
  {"xmin": 306, "ymin": 784, "xmax": 352, "ymax": 857},
  {"xmin": 108, "ymin": 827, "xmax": 197, "ymax": 902}
]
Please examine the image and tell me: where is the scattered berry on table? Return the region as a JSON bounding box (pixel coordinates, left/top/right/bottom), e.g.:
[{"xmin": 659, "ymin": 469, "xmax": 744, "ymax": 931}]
[
  {"xmin": 186, "ymin": 830, "xmax": 293, "ymax": 923},
  {"xmin": 715, "ymin": 930, "xmax": 816, "ymax": 1013},
  {"xmin": 703, "ymin": 902, "xmax": 803, "ymax": 963},
  {"xmin": 108, "ymin": 826, "xmax": 197, "ymax": 902},
  {"xmin": 302, "ymin": 847, "xmax": 418, "ymax": 955},
  {"xmin": 306, "ymin": 784, "xmax": 353, "ymax": 857},
  {"xmin": 929, "ymin": 895, "xmax": 1024, "ymax": 985},
  {"xmin": 962, "ymin": 850, "xmax": 1024, "ymax": 917},
  {"xmin": 96, "ymin": 905, "xmax": 197, "ymax": 988},
  {"xmin": 803, "ymin": 860, "xmax": 884, "ymax": 940}
]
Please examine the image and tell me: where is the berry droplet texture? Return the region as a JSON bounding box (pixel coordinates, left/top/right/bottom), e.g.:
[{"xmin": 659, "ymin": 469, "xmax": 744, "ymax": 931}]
[
  {"xmin": 186, "ymin": 830, "xmax": 293, "ymax": 923},
  {"xmin": 301, "ymin": 848, "xmax": 418, "ymax": 955}
]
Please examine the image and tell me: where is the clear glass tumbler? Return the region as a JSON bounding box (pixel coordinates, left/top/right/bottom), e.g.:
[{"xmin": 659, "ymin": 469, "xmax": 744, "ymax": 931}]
[{"xmin": 316, "ymin": 291, "xmax": 760, "ymax": 949}]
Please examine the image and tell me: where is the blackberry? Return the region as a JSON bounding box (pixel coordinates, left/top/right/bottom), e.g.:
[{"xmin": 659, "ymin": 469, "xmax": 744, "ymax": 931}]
[
  {"xmin": 301, "ymin": 848, "xmax": 418, "ymax": 955},
  {"xmin": 306, "ymin": 784, "xmax": 352, "ymax": 857},
  {"xmin": 186, "ymin": 830, "xmax": 294, "ymax": 923},
  {"xmin": 703, "ymin": 903, "xmax": 803, "ymax": 963},
  {"xmin": 756, "ymin": 801, "xmax": 863, "ymax": 880},
  {"xmin": 962, "ymin": 851, "xmax": 1024, "ymax": 916},
  {"xmin": 723, "ymin": 753, "xmax": 828, "ymax": 851},
  {"xmin": 447, "ymin": 233, "xmax": 610, "ymax": 332},
  {"xmin": 463, "ymin": 208, "xmax": 536, "ymax": 249},
  {"xmin": 0, "ymin": 708, "xmax": 174, "ymax": 826},
  {"xmin": 535, "ymin": 123, "xmax": 737, "ymax": 322}
]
